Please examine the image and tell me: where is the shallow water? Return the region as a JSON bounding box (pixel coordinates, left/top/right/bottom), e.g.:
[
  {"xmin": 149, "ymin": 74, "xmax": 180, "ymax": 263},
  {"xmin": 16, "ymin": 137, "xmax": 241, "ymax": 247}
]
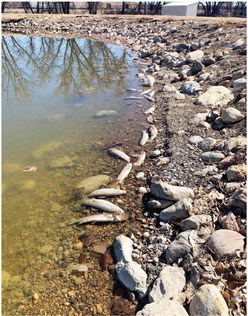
[{"xmin": 2, "ymin": 35, "xmax": 148, "ymax": 315}]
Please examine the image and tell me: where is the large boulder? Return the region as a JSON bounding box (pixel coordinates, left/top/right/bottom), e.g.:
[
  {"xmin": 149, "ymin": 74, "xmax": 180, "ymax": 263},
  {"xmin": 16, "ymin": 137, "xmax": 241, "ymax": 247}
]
[
  {"xmin": 189, "ymin": 284, "xmax": 229, "ymax": 316},
  {"xmin": 151, "ymin": 181, "xmax": 194, "ymax": 201},
  {"xmin": 196, "ymin": 86, "xmax": 234, "ymax": 107},
  {"xmin": 149, "ymin": 266, "xmax": 186, "ymax": 302},
  {"xmin": 207, "ymin": 229, "xmax": 245, "ymax": 257}
]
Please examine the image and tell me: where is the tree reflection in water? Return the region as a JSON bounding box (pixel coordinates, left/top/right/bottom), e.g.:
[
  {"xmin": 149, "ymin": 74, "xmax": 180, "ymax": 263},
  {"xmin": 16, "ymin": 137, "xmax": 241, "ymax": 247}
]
[{"xmin": 2, "ymin": 36, "xmax": 129, "ymax": 105}]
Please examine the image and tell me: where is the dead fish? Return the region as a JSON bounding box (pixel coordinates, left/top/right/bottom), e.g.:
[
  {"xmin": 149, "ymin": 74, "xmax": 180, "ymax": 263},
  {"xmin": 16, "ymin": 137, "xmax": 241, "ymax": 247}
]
[
  {"xmin": 108, "ymin": 148, "xmax": 130, "ymax": 162},
  {"xmin": 69, "ymin": 213, "xmax": 129, "ymax": 225},
  {"xmin": 139, "ymin": 130, "xmax": 149, "ymax": 146},
  {"xmin": 123, "ymin": 96, "xmax": 143, "ymax": 101},
  {"xmin": 149, "ymin": 125, "xmax": 158, "ymax": 142},
  {"xmin": 141, "ymin": 88, "xmax": 152, "ymax": 96},
  {"xmin": 23, "ymin": 166, "xmax": 39, "ymax": 172},
  {"xmin": 133, "ymin": 151, "xmax": 146, "ymax": 167},
  {"xmin": 125, "ymin": 88, "xmax": 142, "ymax": 92},
  {"xmin": 144, "ymin": 105, "xmax": 156, "ymax": 114},
  {"xmin": 117, "ymin": 163, "xmax": 132, "ymax": 182},
  {"xmin": 88, "ymin": 188, "xmax": 126, "ymax": 198},
  {"xmin": 144, "ymin": 95, "xmax": 155, "ymax": 102},
  {"xmin": 81, "ymin": 198, "xmax": 124, "ymax": 214}
]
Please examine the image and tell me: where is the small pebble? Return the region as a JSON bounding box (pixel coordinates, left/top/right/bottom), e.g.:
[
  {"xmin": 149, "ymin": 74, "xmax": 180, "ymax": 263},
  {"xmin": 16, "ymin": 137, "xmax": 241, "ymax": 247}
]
[
  {"xmin": 138, "ymin": 187, "xmax": 148, "ymax": 194},
  {"xmin": 136, "ymin": 172, "xmax": 145, "ymax": 179},
  {"xmin": 143, "ymin": 232, "xmax": 150, "ymax": 239}
]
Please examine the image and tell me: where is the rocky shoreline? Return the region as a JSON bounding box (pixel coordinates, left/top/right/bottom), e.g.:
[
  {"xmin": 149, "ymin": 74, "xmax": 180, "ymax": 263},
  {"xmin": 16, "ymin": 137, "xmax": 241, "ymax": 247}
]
[{"xmin": 2, "ymin": 14, "xmax": 247, "ymax": 316}]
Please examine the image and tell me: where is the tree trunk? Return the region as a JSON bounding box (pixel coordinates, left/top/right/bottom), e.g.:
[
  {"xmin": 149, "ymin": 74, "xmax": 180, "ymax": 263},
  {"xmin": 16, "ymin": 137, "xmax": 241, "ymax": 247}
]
[
  {"xmin": 144, "ymin": 2, "xmax": 147, "ymax": 14},
  {"xmin": 121, "ymin": 2, "xmax": 125, "ymax": 14}
]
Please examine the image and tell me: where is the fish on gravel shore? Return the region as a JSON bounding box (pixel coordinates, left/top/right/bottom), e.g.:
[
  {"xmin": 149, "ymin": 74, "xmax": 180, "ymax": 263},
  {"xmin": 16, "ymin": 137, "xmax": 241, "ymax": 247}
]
[
  {"xmin": 139, "ymin": 129, "xmax": 149, "ymax": 146},
  {"xmin": 141, "ymin": 88, "xmax": 152, "ymax": 96},
  {"xmin": 134, "ymin": 151, "xmax": 146, "ymax": 167},
  {"xmin": 81, "ymin": 198, "xmax": 124, "ymax": 214},
  {"xmin": 149, "ymin": 125, "xmax": 158, "ymax": 141},
  {"xmin": 69, "ymin": 213, "xmax": 129, "ymax": 225},
  {"xmin": 107, "ymin": 148, "xmax": 130, "ymax": 162},
  {"xmin": 87, "ymin": 188, "xmax": 126, "ymax": 198},
  {"xmin": 144, "ymin": 95, "xmax": 155, "ymax": 102},
  {"xmin": 124, "ymin": 96, "xmax": 144, "ymax": 101},
  {"xmin": 23, "ymin": 166, "xmax": 39, "ymax": 172},
  {"xmin": 146, "ymin": 115, "xmax": 154, "ymax": 124},
  {"xmin": 117, "ymin": 163, "xmax": 132, "ymax": 182},
  {"xmin": 144, "ymin": 105, "xmax": 156, "ymax": 114}
]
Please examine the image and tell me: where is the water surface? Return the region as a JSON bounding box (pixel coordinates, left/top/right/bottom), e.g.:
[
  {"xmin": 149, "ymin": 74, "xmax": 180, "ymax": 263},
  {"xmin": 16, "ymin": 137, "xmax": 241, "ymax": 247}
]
[{"xmin": 2, "ymin": 35, "xmax": 147, "ymax": 315}]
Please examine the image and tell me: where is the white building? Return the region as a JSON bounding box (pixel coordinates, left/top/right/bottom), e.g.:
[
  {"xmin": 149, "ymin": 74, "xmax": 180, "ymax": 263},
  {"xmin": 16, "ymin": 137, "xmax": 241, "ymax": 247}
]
[{"xmin": 162, "ymin": 1, "xmax": 199, "ymax": 16}]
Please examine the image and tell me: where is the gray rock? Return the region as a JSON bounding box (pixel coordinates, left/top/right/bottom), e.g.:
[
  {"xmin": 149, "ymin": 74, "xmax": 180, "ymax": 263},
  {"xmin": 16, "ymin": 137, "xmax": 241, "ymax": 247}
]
[
  {"xmin": 136, "ymin": 300, "xmax": 189, "ymax": 316},
  {"xmin": 149, "ymin": 266, "xmax": 186, "ymax": 302},
  {"xmin": 232, "ymin": 70, "xmax": 245, "ymax": 80},
  {"xmin": 224, "ymin": 136, "xmax": 247, "ymax": 152},
  {"xmin": 200, "ymin": 151, "xmax": 225, "ymax": 163},
  {"xmin": 213, "ymin": 117, "xmax": 225, "ymax": 130},
  {"xmin": 198, "ymin": 138, "xmax": 217, "ymax": 152},
  {"xmin": 221, "ymin": 107, "xmax": 244, "ymax": 123},
  {"xmin": 140, "ymin": 49, "xmax": 150, "ymax": 58},
  {"xmin": 115, "ymin": 261, "xmax": 147, "ymax": 298},
  {"xmin": 196, "ymin": 86, "xmax": 234, "ymax": 107},
  {"xmin": 147, "ymin": 199, "xmax": 175, "ymax": 211},
  {"xmin": 232, "ymin": 38, "xmax": 245, "ymax": 50},
  {"xmin": 219, "ymin": 212, "xmax": 239, "ymax": 232},
  {"xmin": 189, "ymin": 284, "xmax": 229, "ymax": 316},
  {"xmin": 202, "ymin": 56, "xmax": 215, "ymax": 66},
  {"xmin": 180, "ymin": 215, "xmax": 212, "ymax": 231},
  {"xmin": 150, "ymin": 149, "xmax": 161, "ymax": 158},
  {"xmin": 227, "ymin": 188, "xmax": 246, "ymax": 217},
  {"xmin": 143, "ymin": 75, "xmax": 155, "ymax": 87},
  {"xmin": 226, "ymin": 164, "xmax": 246, "ymax": 182},
  {"xmin": 186, "ymin": 50, "xmax": 204, "ymax": 62},
  {"xmin": 189, "ymin": 135, "xmax": 203, "ymax": 145},
  {"xmin": 191, "ymin": 60, "xmax": 204, "ymax": 74},
  {"xmin": 94, "ymin": 110, "xmax": 117, "ymax": 118},
  {"xmin": 207, "ymin": 229, "xmax": 245, "ymax": 257},
  {"xmin": 180, "ymin": 81, "xmax": 201, "ymax": 95},
  {"xmin": 233, "ymin": 78, "xmax": 246, "ymax": 88},
  {"xmin": 188, "ymin": 111, "xmax": 209, "ymax": 126},
  {"xmin": 113, "ymin": 235, "xmax": 133, "ymax": 263},
  {"xmin": 75, "ymin": 175, "xmax": 110, "ymax": 193},
  {"xmin": 159, "ymin": 198, "xmax": 192, "ymax": 223},
  {"xmin": 151, "ymin": 180, "xmax": 194, "ymax": 201}
]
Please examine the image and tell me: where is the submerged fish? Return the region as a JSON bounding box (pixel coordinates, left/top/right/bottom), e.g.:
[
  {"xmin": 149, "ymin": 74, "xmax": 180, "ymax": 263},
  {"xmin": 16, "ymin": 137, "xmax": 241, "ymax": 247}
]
[
  {"xmin": 69, "ymin": 213, "xmax": 129, "ymax": 225},
  {"xmin": 117, "ymin": 163, "xmax": 132, "ymax": 182},
  {"xmin": 149, "ymin": 125, "xmax": 158, "ymax": 141},
  {"xmin": 108, "ymin": 148, "xmax": 130, "ymax": 162},
  {"xmin": 123, "ymin": 96, "xmax": 144, "ymax": 101},
  {"xmin": 133, "ymin": 151, "xmax": 146, "ymax": 167},
  {"xmin": 23, "ymin": 166, "xmax": 39, "ymax": 172},
  {"xmin": 126, "ymin": 88, "xmax": 142, "ymax": 92},
  {"xmin": 88, "ymin": 188, "xmax": 126, "ymax": 198},
  {"xmin": 81, "ymin": 198, "xmax": 124, "ymax": 214},
  {"xmin": 139, "ymin": 130, "xmax": 149, "ymax": 146}
]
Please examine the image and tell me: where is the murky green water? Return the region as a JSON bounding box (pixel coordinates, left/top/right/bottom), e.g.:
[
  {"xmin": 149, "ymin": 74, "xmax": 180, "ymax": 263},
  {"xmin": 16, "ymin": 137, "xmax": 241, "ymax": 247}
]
[{"xmin": 2, "ymin": 35, "xmax": 148, "ymax": 315}]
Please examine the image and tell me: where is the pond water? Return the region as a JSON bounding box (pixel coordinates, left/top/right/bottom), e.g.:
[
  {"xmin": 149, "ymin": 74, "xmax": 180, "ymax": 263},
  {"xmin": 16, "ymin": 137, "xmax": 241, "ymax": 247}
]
[{"xmin": 2, "ymin": 35, "xmax": 148, "ymax": 315}]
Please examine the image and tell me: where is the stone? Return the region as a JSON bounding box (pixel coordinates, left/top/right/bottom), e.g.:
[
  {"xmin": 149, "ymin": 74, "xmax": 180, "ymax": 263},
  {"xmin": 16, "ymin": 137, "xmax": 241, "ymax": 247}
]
[
  {"xmin": 200, "ymin": 151, "xmax": 225, "ymax": 163},
  {"xmin": 143, "ymin": 75, "xmax": 155, "ymax": 87},
  {"xmin": 180, "ymin": 81, "xmax": 201, "ymax": 95},
  {"xmin": 150, "ymin": 149, "xmax": 161, "ymax": 158},
  {"xmin": 186, "ymin": 50, "xmax": 204, "ymax": 62},
  {"xmin": 232, "ymin": 38, "xmax": 245, "ymax": 50},
  {"xmin": 150, "ymin": 180, "xmax": 194, "ymax": 201},
  {"xmin": 159, "ymin": 198, "xmax": 192, "ymax": 223},
  {"xmin": 233, "ymin": 78, "xmax": 246, "ymax": 88},
  {"xmin": 191, "ymin": 60, "xmax": 204, "ymax": 74},
  {"xmin": 188, "ymin": 111, "xmax": 209, "ymax": 126},
  {"xmin": 232, "ymin": 70, "xmax": 245, "ymax": 80},
  {"xmin": 115, "ymin": 261, "xmax": 147, "ymax": 298},
  {"xmin": 196, "ymin": 86, "xmax": 234, "ymax": 107},
  {"xmin": 74, "ymin": 277, "xmax": 83, "ymax": 286},
  {"xmin": 221, "ymin": 107, "xmax": 244, "ymax": 123},
  {"xmin": 94, "ymin": 110, "xmax": 117, "ymax": 118},
  {"xmin": 198, "ymin": 138, "xmax": 217, "ymax": 152},
  {"xmin": 154, "ymin": 157, "xmax": 170, "ymax": 166},
  {"xmin": 139, "ymin": 49, "xmax": 150, "ymax": 58},
  {"xmin": 147, "ymin": 199, "xmax": 174, "ymax": 211},
  {"xmin": 136, "ymin": 300, "xmax": 189, "ymax": 316},
  {"xmin": 149, "ymin": 266, "xmax": 186, "ymax": 302},
  {"xmin": 213, "ymin": 117, "xmax": 225, "ymax": 130},
  {"xmin": 224, "ymin": 136, "xmax": 247, "ymax": 152},
  {"xmin": 226, "ymin": 164, "xmax": 246, "ymax": 182},
  {"xmin": 219, "ymin": 212, "xmax": 239, "ymax": 232},
  {"xmin": 75, "ymin": 175, "xmax": 110, "ymax": 193},
  {"xmin": 113, "ymin": 235, "xmax": 133, "ymax": 263},
  {"xmin": 189, "ymin": 284, "xmax": 228, "ymax": 316},
  {"xmin": 180, "ymin": 215, "xmax": 212, "ymax": 231},
  {"xmin": 32, "ymin": 140, "xmax": 62, "ymax": 159},
  {"xmin": 50, "ymin": 156, "xmax": 74, "ymax": 168},
  {"xmin": 202, "ymin": 56, "xmax": 215, "ymax": 66},
  {"xmin": 207, "ymin": 229, "xmax": 245, "ymax": 257},
  {"xmin": 227, "ymin": 188, "xmax": 246, "ymax": 217}
]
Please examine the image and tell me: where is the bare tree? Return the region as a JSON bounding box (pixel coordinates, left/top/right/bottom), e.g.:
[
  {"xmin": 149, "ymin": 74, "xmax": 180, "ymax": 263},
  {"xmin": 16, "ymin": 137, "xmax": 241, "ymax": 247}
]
[
  {"xmin": 2, "ymin": 1, "xmax": 7, "ymax": 13},
  {"xmin": 199, "ymin": 2, "xmax": 224, "ymax": 16},
  {"xmin": 88, "ymin": 2, "xmax": 98, "ymax": 14}
]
